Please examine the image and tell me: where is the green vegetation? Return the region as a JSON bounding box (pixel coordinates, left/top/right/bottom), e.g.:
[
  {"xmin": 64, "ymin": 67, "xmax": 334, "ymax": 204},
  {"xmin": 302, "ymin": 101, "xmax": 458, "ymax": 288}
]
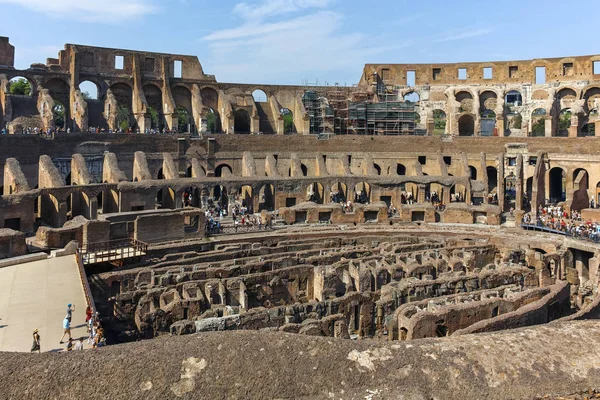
[
  {"xmin": 531, "ymin": 118, "xmax": 545, "ymax": 136},
  {"xmin": 206, "ymin": 112, "xmax": 216, "ymax": 133},
  {"xmin": 9, "ymin": 78, "xmax": 31, "ymax": 96},
  {"xmin": 81, "ymin": 91, "xmax": 91, "ymax": 100},
  {"xmin": 117, "ymin": 105, "xmax": 130, "ymax": 131},
  {"xmin": 176, "ymin": 106, "xmax": 189, "ymax": 132},
  {"xmin": 433, "ymin": 110, "xmax": 446, "ymax": 135},
  {"xmin": 53, "ymin": 103, "xmax": 65, "ymax": 128},
  {"xmin": 511, "ymin": 114, "xmax": 522, "ymax": 129},
  {"xmin": 558, "ymin": 111, "xmax": 571, "ymax": 134},
  {"xmin": 147, "ymin": 106, "xmax": 159, "ymax": 128}
]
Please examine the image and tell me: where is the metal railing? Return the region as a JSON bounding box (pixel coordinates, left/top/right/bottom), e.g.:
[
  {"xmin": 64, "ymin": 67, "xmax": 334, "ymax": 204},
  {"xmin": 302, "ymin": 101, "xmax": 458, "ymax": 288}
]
[
  {"xmin": 79, "ymin": 238, "xmax": 148, "ymax": 264},
  {"xmin": 75, "ymin": 250, "xmax": 97, "ymax": 314},
  {"xmin": 206, "ymin": 223, "xmax": 273, "ymax": 236},
  {"xmin": 521, "ymin": 224, "xmax": 600, "ymax": 243}
]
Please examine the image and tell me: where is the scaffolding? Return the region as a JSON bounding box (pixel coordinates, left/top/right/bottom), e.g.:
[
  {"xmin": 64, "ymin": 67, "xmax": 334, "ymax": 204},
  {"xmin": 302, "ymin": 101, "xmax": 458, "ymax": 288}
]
[{"xmin": 346, "ymin": 101, "xmax": 425, "ymax": 136}]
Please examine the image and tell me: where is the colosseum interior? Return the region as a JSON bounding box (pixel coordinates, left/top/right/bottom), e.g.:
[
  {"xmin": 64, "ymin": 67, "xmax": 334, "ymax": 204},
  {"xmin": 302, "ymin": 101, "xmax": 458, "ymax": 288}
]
[{"xmin": 1, "ymin": 36, "xmax": 600, "ymax": 399}]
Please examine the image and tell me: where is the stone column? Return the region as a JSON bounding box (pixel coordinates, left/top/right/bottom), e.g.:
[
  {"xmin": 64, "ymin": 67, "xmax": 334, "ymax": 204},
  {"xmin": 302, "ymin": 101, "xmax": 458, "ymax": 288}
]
[
  {"xmin": 417, "ymin": 184, "xmax": 426, "ymax": 203},
  {"xmin": 497, "ymin": 156, "xmax": 505, "ymax": 212},
  {"xmin": 545, "ymin": 117, "xmax": 553, "ymax": 137},
  {"xmin": 515, "ymin": 155, "xmax": 523, "ymax": 211},
  {"xmin": 496, "ymin": 117, "xmax": 504, "ymax": 136}
]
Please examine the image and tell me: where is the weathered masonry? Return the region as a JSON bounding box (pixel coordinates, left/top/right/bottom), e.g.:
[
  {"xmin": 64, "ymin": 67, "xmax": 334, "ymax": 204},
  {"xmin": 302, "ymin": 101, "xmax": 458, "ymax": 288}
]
[{"xmin": 1, "ymin": 37, "xmax": 600, "ymax": 137}]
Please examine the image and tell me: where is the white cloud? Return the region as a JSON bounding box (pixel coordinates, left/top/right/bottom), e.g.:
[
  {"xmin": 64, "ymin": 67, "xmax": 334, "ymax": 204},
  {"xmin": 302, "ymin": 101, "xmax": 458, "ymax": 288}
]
[
  {"xmin": 0, "ymin": 0, "xmax": 157, "ymax": 22},
  {"xmin": 435, "ymin": 27, "xmax": 493, "ymax": 42},
  {"xmin": 233, "ymin": 0, "xmax": 335, "ymax": 21},
  {"xmin": 202, "ymin": 7, "xmax": 413, "ymax": 84}
]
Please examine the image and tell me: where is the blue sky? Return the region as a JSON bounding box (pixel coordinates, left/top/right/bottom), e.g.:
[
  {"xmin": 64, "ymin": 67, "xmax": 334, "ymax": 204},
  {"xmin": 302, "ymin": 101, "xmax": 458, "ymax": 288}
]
[{"xmin": 2, "ymin": 0, "xmax": 599, "ymax": 85}]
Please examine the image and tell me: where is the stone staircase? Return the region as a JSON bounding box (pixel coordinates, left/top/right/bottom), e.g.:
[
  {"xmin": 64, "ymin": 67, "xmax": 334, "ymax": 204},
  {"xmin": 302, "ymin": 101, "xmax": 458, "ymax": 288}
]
[{"xmin": 255, "ymin": 102, "xmax": 277, "ymax": 134}]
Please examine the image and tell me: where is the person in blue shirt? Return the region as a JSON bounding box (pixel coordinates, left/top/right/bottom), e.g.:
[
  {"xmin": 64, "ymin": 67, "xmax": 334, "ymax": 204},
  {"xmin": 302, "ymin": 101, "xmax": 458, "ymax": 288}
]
[{"xmin": 59, "ymin": 317, "xmax": 71, "ymax": 344}]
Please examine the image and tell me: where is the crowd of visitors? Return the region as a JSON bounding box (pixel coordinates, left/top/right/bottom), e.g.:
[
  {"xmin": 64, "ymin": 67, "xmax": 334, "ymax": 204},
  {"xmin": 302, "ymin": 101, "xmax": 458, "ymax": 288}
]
[{"xmin": 522, "ymin": 204, "xmax": 600, "ymax": 242}]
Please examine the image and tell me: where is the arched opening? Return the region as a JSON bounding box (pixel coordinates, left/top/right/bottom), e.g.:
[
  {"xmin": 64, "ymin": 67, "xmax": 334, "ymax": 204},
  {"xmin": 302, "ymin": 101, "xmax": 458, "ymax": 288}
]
[
  {"xmin": 468, "ymin": 166, "xmax": 477, "ymax": 180},
  {"xmin": 238, "ymin": 185, "xmax": 253, "ymax": 211},
  {"xmin": 549, "ymin": 167, "xmax": 566, "ymax": 204},
  {"xmin": 580, "ymin": 122, "xmax": 595, "ymax": 137},
  {"xmin": 480, "ymin": 110, "xmax": 496, "ymax": 136},
  {"xmin": 79, "ymin": 80, "xmax": 100, "ymax": 100},
  {"xmin": 572, "ymin": 168, "xmax": 589, "ymax": 211},
  {"xmin": 504, "ymin": 172, "xmax": 517, "ymax": 210},
  {"xmin": 156, "ymin": 168, "xmax": 164, "ymax": 180},
  {"xmin": 458, "ymin": 114, "xmax": 474, "ymax": 136},
  {"xmin": 280, "ymin": 108, "xmax": 295, "ymax": 134},
  {"xmin": 143, "ymin": 84, "xmax": 163, "ymax": 129},
  {"xmin": 433, "ymin": 109, "xmax": 446, "ymax": 135},
  {"xmin": 505, "ymin": 111, "xmax": 522, "ymax": 136},
  {"xmin": 524, "ymin": 177, "xmax": 533, "ymax": 211},
  {"xmin": 200, "ymin": 88, "xmax": 221, "ymax": 133},
  {"xmin": 259, "ymin": 184, "xmax": 275, "ymax": 211},
  {"xmin": 96, "ymin": 191, "xmax": 104, "ymax": 214},
  {"xmin": 53, "ymin": 101, "xmax": 66, "ymax": 130},
  {"xmin": 306, "ymin": 182, "xmax": 324, "ymax": 204},
  {"xmin": 176, "ymin": 106, "xmax": 191, "ymax": 133},
  {"xmin": 9, "ymin": 76, "xmax": 34, "ymax": 96},
  {"xmin": 290, "ymin": 164, "xmax": 308, "ymax": 177},
  {"xmin": 330, "ymin": 182, "xmax": 347, "ymax": 203},
  {"xmin": 215, "ymin": 164, "xmax": 233, "ymax": 178},
  {"xmin": 397, "ymin": 163, "xmax": 406, "ymax": 176},
  {"xmin": 110, "ymin": 83, "xmax": 134, "ymax": 131},
  {"xmin": 374, "ymin": 163, "xmax": 382, "ymax": 175},
  {"xmin": 46, "ymin": 78, "xmax": 70, "ymax": 130},
  {"xmin": 172, "ymin": 86, "xmax": 194, "ymax": 133},
  {"xmin": 531, "ymin": 109, "xmax": 547, "ymax": 137},
  {"xmin": 354, "ymin": 182, "xmax": 371, "ymax": 204},
  {"xmin": 487, "ymin": 166, "xmax": 498, "ymax": 193},
  {"xmin": 234, "ymin": 109, "xmax": 251, "ymax": 134},
  {"xmin": 213, "ymin": 185, "xmax": 229, "ymax": 209},
  {"xmin": 557, "ymin": 88, "xmax": 577, "ymax": 109},
  {"xmin": 505, "ymin": 90, "xmax": 522, "ymax": 106},
  {"xmin": 435, "ymin": 324, "xmax": 448, "ymax": 337},
  {"xmin": 252, "ymin": 89, "xmax": 267, "ymax": 102},
  {"xmin": 596, "ymin": 181, "xmax": 600, "ymax": 205},
  {"xmin": 557, "ymin": 108, "xmax": 571, "ymax": 137},
  {"xmin": 399, "ymin": 327, "xmax": 408, "ymax": 341},
  {"xmin": 456, "ymin": 91, "xmax": 473, "ymax": 114},
  {"xmin": 186, "ymin": 166, "xmax": 193, "ymax": 178},
  {"xmin": 403, "ymin": 92, "xmax": 420, "ymax": 103}
]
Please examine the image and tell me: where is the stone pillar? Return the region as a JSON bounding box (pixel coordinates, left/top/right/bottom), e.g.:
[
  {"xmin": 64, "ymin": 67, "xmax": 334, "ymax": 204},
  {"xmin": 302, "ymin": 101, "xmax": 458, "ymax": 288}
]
[
  {"xmin": 569, "ymin": 114, "xmax": 579, "ymax": 137},
  {"xmin": 497, "ymin": 156, "xmax": 505, "ymax": 212},
  {"xmin": 417, "ymin": 184, "xmax": 426, "ymax": 203},
  {"xmin": 443, "ymin": 186, "xmax": 451, "ymax": 205},
  {"xmin": 545, "ymin": 117, "xmax": 553, "ymax": 137},
  {"xmin": 515, "ymin": 155, "xmax": 523, "ymax": 211},
  {"xmin": 496, "ymin": 117, "xmax": 504, "ymax": 136},
  {"xmin": 89, "ymin": 197, "xmax": 98, "ymax": 220},
  {"xmin": 426, "ymin": 118, "xmax": 434, "ymax": 135}
]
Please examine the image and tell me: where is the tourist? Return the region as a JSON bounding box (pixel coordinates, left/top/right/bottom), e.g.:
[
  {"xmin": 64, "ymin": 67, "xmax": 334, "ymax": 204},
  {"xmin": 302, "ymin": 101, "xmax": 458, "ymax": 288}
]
[
  {"xmin": 85, "ymin": 306, "xmax": 92, "ymax": 329},
  {"xmin": 30, "ymin": 329, "xmax": 41, "ymax": 354},
  {"xmin": 59, "ymin": 317, "xmax": 72, "ymax": 344},
  {"xmin": 66, "ymin": 338, "xmax": 74, "ymax": 351},
  {"xmin": 65, "ymin": 303, "xmax": 75, "ymax": 322},
  {"xmin": 74, "ymin": 337, "xmax": 84, "ymax": 351}
]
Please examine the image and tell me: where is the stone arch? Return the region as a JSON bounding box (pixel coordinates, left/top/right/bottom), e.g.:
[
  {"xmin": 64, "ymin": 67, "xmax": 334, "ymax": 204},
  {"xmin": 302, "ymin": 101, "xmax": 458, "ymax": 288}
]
[
  {"xmin": 143, "ymin": 84, "xmax": 163, "ymax": 128},
  {"xmin": 79, "ymin": 80, "xmax": 102, "ymax": 100},
  {"xmin": 45, "ymin": 78, "xmax": 70, "ymax": 129},
  {"xmin": 505, "ymin": 111, "xmax": 523, "ymax": 136},
  {"xmin": 8, "ymin": 76, "xmax": 36, "ymax": 96},
  {"xmin": 306, "ymin": 182, "xmax": 324, "ymax": 204},
  {"xmin": 373, "ymin": 163, "xmax": 382, "ymax": 175},
  {"xmin": 468, "ymin": 166, "xmax": 477, "ymax": 180},
  {"xmin": 258, "ymin": 184, "xmax": 275, "ymax": 211},
  {"xmin": 549, "ymin": 167, "xmax": 566, "ymax": 203},
  {"xmin": 556, "ymin": 108, "xmax": 571, "ymax": 137},
  {"xmin": 479, "ymin": 90, "xmax": 498, "ymax": 111},
  {"xmin": 404, "ymin": 91, "xmax": 420, "ymax": 102},
  {"xmin": 200, "ymin": 87, "xmax": 221, "ymax": 133},
  {"xmin": 354, "ymin": 182, "xmax": 371, "ymax": 204},
  {"xmin": 176, "ymin": 105, "xmax": 191, "ymax": 133},
  {"xmin": 234, "ymin": 109, "xmax": 251, "ymax": 134},
  {"xmin": 215, "ymin": 164, "xmax": 233, "ymax": 178},
  {"xmin": 583, "ymin": 87, "xmax": 600, "ymax": 113},
  {"xmin": 458, "ymin": 114, "xmax": 475, "ymax": 136},
  {"xmin": 531, "ymin": 108, "xmax": 547, "ymax": 137},
  {"xmin": 487, "ymin": 166, "xmax": 498, "ymax": 193},
  {"xmin": 252, "ymin": 89, "xmax": 268, "ymax": 102},
  {"xmin": 397, "ymin": 163, "xmax": 406, "ymax": 176},
  {"xmin": 456, "ymin": 91, "xmax": 474, "ymax": 113},
  {"xmin": 505, "ymin": 90, "xmax": 522, "ymax": 106},
  {"xmin": 480, "ymin": 110, "xmax": 497, "ymax": 136},
  {"xmin": 280, "ymin": 108, "xmax": 295, "ymax": 134},
  {"xmin": 330, "ymin": 182, "xmax": 347, "ymax": 203},
  {"xmin": 432, "ymin": 109, "xmax": 446, "ymax": 135}
]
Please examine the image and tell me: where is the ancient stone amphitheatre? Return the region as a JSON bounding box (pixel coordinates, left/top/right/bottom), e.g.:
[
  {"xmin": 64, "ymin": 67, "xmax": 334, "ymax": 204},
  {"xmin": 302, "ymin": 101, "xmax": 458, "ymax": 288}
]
[{"xmin": 0, "ymin": 37, "xmax": 600, "ymax": 399}]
